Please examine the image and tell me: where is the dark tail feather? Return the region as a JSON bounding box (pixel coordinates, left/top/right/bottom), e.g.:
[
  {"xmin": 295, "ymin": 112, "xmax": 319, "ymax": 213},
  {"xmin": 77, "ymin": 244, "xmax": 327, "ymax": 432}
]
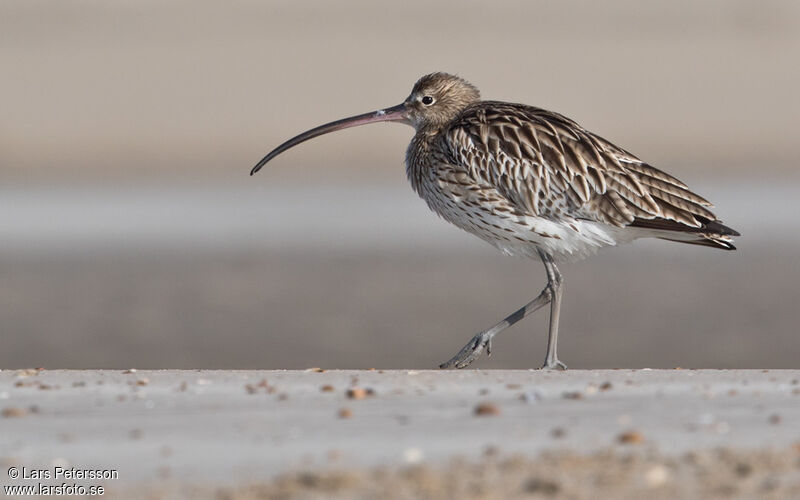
[
  {"xmin": 700, "ymin": 219, "xmax": 740, "ymax": 237},
  {"xmin": 631, "ymin": 216, "xmax": 740, "ymax": 237},
  {"xmin": 657, "ymin": 236, "xmax": 736, "ymax": 251},
  {"xmin": 631, "ymin": 216, "xmax": 740, "ymax": 251}
]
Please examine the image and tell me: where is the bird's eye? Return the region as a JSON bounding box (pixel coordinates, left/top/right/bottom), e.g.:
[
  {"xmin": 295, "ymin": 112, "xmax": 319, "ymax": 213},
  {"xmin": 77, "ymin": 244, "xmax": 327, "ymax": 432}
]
[{"xmin": 421, "ymin": 95, "xmax": 434, "ymax": 105}]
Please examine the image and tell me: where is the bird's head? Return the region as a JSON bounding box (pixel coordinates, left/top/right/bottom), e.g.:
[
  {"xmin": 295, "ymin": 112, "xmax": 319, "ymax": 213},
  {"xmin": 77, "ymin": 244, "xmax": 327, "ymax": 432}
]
[
  {"xmin": 250, "ymin": 73, "xmax": 480, "ymax": 175},
  {"xmin": 403, "ymin": 72, "xmax": 481, "ymax": 130}
]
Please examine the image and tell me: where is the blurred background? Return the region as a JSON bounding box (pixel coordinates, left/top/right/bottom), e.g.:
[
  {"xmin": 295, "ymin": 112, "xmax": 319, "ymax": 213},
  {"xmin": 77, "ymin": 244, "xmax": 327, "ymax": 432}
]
[{"xmin": 2, "ymin": 0, "xmax": 798, "ymax": 369}]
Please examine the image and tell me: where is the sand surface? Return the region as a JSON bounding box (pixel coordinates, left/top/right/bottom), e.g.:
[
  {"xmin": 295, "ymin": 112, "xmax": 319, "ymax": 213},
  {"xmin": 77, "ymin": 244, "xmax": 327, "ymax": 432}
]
[{"xmin": 2, "ymin": 369, "xmax": 799, "ymax": 499}]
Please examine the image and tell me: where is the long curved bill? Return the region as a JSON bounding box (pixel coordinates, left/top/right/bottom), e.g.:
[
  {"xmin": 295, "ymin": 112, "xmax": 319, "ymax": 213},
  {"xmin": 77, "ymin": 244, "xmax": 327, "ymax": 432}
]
[{"xmin": 250, "ymin": 103, "xmax": 408, "ymax": 175}]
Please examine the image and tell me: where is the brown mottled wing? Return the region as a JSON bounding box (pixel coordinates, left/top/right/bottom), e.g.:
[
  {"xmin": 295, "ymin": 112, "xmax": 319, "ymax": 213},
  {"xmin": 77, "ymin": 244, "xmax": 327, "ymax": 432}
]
[{"xmin": 443, "ymin": 101, "xmax": 733, "ymax": 236}]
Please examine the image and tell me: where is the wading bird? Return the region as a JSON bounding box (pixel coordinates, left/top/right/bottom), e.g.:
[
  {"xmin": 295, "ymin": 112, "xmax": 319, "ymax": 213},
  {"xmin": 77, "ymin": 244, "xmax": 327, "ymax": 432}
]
[{"xmin": 251, "ymin": 73, "xmax": 739, "ymax": 370}]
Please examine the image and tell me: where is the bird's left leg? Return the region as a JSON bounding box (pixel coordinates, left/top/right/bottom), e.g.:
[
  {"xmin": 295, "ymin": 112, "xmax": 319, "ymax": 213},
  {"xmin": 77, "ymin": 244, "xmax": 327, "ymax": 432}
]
[
  {"xmin": 539, "ymin": 251, "xmax": 567, "ymax": 370},
  {"xmin": 439, "ymin": 285, "xmax": 553, "ymax": 369}
]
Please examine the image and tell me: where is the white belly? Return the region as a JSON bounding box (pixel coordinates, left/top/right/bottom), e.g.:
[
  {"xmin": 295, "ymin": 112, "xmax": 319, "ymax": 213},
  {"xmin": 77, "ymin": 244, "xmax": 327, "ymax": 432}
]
[{"xmin": 416, "ymin": 175, "xmax": 647, "ymax": 262}]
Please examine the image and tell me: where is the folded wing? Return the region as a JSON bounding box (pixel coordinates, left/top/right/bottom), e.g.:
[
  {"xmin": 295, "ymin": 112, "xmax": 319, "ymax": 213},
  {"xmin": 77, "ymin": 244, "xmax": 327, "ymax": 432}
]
[{"xmin": 443, "ymin": 102, "xmax": 739, "ymax": 249}]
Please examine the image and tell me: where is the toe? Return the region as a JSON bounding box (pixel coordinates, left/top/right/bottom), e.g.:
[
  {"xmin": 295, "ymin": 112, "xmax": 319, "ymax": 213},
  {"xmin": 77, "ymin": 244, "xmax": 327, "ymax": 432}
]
[{"xmin": 541, "ymin": 359, "xmax": 568, "ymax": 371}]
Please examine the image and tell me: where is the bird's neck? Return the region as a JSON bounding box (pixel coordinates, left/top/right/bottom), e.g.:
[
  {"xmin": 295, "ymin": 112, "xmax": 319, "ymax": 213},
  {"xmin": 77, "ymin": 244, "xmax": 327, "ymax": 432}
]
[{"xmin": 405, "ymin": 128, "xmax": 440, "ymax": 196}]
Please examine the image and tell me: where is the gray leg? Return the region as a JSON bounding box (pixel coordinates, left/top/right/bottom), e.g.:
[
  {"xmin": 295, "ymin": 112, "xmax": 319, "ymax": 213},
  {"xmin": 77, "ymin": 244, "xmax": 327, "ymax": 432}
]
[
  {"xmin": 439, "ymin": 250, "xmax": 565, "ymax": 369},
  {"xmin": 540, "ymin": 251, "xmax": 567, "ymax": 370}
]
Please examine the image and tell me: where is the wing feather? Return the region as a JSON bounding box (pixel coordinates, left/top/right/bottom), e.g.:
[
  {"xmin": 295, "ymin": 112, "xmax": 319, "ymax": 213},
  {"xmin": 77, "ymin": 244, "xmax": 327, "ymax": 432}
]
[{"xmin": 443, "ymin": 101, "xmax": 736, "ymax": 239}]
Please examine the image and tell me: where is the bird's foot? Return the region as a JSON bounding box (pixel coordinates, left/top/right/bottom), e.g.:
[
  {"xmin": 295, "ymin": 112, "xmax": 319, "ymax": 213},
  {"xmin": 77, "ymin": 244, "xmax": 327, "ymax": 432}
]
[
  {"xmin": 541, "ymin": 358, "xmax": 567, "ymax": 371},
  {"xmin": 439, "ymin": 332, "xmax": 494, "ymax": 369}
]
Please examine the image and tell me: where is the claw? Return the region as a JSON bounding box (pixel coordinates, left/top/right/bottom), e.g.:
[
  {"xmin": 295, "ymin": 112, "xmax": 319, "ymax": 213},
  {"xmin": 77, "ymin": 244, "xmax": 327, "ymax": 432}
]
[{"xmin": 439, "ymin": 332, "xmax": 493, "ymax": 369}]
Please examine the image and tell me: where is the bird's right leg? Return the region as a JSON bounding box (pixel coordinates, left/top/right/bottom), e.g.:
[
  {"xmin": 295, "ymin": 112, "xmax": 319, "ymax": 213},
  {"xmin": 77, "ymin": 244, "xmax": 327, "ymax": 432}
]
[{"xmin": 438, "ymin": 286, "xmax": 553, "ymax": 369}]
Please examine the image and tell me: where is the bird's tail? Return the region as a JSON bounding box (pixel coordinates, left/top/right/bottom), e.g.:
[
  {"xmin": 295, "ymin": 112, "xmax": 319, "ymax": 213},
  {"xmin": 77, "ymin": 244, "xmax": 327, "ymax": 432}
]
[
  {"xmin": 657, "ymin": 234, "xmax": 737, "ymax": 250},
  {"xmin": 632, "ymin": 218, "xmax": 740, "ymax": 251}
]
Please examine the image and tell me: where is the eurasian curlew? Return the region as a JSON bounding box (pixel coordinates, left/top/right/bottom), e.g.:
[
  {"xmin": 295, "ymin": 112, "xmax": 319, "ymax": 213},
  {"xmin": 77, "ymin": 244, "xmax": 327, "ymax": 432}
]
[{"xmin": 251, "ymin": 72, "xmax": 739, "ymax": 370}]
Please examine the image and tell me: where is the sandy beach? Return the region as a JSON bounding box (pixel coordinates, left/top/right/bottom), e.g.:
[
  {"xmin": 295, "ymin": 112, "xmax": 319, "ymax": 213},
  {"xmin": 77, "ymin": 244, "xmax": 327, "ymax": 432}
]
[{"xmin": 2, "ymin": 369, "xmax": 799, "ymax": 498}]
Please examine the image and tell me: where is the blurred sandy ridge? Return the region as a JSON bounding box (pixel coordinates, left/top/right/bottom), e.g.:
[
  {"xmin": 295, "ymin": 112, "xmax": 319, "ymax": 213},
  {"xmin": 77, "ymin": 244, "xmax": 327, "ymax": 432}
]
[{"xmin": 2, "ymin": 0, "xmax": 799, "ymax": 181}]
